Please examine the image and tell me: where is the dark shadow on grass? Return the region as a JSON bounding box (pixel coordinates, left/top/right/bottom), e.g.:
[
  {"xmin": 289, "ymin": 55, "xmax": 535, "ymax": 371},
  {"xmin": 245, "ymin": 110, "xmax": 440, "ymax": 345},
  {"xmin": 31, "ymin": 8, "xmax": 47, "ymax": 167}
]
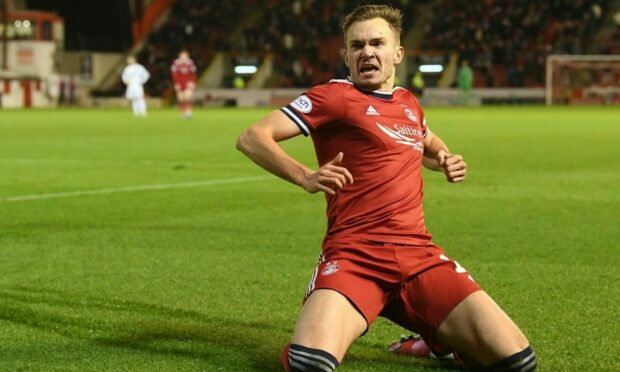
[
  {"xmin": 0, "ymin": 285, "xmax": 284, "ymax": 370},
  {"xmin": 0, "ymin": 285, "xmax": 463, "ymax": 371},
  {"xmin": 348, "ymin": 338, "xmax": 465, "ymax": 371},
  {"xmin": 346, "ymin": 353, "xmax": 464, "ymax": 371}
]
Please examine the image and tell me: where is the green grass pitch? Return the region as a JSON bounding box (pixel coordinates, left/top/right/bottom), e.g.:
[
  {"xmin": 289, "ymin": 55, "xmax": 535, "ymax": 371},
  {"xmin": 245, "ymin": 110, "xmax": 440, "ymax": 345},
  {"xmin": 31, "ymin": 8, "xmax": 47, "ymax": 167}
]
[{"xmin": 0, "ymin": 106, "xmax": 618, "ymax": 371}]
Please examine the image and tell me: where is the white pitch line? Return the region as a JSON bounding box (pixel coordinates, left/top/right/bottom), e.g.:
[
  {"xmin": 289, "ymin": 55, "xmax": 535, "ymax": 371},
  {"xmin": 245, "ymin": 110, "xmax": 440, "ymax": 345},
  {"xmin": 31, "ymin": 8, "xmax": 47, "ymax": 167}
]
[
  {"xmin": 0, "ymin": 176, "xmax": 273, "ymax": 202},
  {"xmin": 0, "ymin": 158, "xmax": 245, "ymax": 168},
  {"xmin": 0, "ymin": 158, "xmax": 87, "ymax": 165}
]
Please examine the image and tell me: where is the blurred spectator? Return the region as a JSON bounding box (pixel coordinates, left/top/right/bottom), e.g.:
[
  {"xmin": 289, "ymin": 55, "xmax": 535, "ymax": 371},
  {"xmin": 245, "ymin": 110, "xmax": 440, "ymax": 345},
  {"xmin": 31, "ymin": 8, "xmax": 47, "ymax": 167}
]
[
  {"xmin": 58, "ymin": 75, "xmax": 77, "ymax": 106},
  {"xmin": 411, "ymin": 71, "xmax": 425, "ymax": 97},
  {"xmin": 233, "ymin": 76, "xmax": 246, "ymax": 89},
  {"xmin": 59, "ymin": 75, "xmax": 66, "ymax": 106},
  {"xmin": 457, "ymin": 60, "xmax": 474, "ymax": 104},
  {"xmin": 45, "ymin": 73, "xmax": 61, "ymax": 107},
  {"xmin": 600, "ymin": 12, "xmax": 620, "ymax": 53}
]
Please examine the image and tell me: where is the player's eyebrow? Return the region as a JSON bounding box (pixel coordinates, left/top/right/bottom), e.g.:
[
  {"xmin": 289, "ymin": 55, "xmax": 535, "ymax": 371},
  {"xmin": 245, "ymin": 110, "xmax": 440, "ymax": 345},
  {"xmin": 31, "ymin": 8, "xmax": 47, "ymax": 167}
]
[{"xmin": 348, "ymin": 37, "xmax": 386, "ymax": 47}]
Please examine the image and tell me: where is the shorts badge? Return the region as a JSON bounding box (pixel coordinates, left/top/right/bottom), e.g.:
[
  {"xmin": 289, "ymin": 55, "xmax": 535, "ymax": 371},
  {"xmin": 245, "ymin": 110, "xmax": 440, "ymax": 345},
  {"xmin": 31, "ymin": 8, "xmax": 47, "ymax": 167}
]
[{"xmin": 321, "ymin": 261, "xmax": 339, "ymax": 276}]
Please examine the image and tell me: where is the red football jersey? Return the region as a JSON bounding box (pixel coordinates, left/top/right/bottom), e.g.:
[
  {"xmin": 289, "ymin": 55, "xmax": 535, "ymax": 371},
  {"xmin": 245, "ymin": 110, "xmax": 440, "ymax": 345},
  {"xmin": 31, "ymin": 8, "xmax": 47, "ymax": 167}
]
[
  {"xmin": 171, "ymin": 58, "xmax": 197, "ymax": 85},
  {"xmin": 281, "ymin": 79, "xmax": 432, "ymax": 249}
]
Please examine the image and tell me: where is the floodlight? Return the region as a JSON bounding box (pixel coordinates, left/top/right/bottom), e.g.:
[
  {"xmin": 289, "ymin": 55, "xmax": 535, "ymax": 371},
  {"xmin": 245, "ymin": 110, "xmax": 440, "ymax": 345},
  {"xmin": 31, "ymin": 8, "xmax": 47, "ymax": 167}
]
[
  {"xmin": 234, "ymin": 65, "xmax": 258, "ymax": 74},
  {"xmin": 419, "ymin": 64, "xmax": 443, "ymax": 73}
]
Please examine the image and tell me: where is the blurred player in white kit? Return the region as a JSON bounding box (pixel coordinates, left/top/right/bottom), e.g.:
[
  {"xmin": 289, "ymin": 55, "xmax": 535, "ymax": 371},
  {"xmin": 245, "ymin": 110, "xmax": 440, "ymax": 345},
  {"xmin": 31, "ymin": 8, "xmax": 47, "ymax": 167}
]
[{"xmin": 121, "ymin": 56, "xmax": 150, "ymax": 117}]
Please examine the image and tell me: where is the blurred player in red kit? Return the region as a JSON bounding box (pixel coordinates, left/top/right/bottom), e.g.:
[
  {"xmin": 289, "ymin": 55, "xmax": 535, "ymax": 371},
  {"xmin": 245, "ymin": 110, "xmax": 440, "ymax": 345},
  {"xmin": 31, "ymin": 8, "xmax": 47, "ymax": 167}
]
[
  {"xmin": 236, "ymin": 4, "xmax": 535, "ymax": 372},
  {"xmin": 171, "ymin": 50, "xmax": 197, "ymax": 118}
]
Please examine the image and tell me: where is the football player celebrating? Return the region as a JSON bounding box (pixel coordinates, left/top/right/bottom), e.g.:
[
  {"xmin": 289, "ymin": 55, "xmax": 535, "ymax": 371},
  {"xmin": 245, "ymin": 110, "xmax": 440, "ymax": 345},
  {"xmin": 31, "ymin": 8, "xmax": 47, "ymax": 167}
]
[
  {"xmin": 237, "ymin": 4, "xmax": 535, "ymax": 371},
  {"xmin": 171, "ymin": 49, "xmax": 197, "ymax": 118}
]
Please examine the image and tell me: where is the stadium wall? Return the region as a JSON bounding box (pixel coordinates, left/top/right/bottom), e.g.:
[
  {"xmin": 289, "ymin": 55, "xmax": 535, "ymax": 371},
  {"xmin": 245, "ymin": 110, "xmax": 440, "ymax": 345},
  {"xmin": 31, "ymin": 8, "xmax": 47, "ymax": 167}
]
[
  {"xmin": 1, "ymin": 87, "xmax": 545, "ymax": 109},
  {"xmin": 0, "ymin": 79, "xmax": 48, "ymax": 108},
  {"xmin": 197, "ymin": 88, "xmax": 546, "ymax": 107},
  {"xmin": 59, "ymin": 52, "xmax": 124, "ymax": 88}
]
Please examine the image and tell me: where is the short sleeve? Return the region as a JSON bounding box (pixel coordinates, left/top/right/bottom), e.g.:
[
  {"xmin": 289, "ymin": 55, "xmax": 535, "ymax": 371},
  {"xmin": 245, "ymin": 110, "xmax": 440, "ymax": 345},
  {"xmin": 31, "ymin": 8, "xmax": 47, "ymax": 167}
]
[{"xmin": 280, "ymin": 83, "xmax": 345, "ymax": 136}]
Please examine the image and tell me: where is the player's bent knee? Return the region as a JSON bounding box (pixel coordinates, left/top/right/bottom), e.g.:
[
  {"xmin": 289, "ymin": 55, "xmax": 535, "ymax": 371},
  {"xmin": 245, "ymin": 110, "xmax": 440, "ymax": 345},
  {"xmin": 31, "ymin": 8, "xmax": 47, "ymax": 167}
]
[
  {"xmin": 283, "ymin": 343, "xmax": 340, "ymax": 371},
  {"xmin": 489, "ymin": 345, "xmax": 537, "ymax": 371}
]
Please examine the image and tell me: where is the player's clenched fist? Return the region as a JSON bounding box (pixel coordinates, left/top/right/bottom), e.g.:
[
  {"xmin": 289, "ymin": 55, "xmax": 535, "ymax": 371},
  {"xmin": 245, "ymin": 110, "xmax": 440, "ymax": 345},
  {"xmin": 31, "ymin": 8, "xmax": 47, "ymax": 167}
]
[
  {"xmin": 303, "ymin": 152, "xmax": 354, "ymax": 195},
  {"xmin": 437, "ymin": 150, "xmax": 467, "ymax": 183}
]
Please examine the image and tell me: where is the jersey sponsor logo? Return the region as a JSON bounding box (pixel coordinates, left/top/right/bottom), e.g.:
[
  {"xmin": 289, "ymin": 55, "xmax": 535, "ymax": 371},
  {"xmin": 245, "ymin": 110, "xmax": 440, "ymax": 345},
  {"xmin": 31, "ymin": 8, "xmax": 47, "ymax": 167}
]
[
  {"xmin": 366, "ymin": 105, "xmax": 380, "ymax": 116},
  {"xmin": 404, "ymin": 108, "xmax": 418, "ymax": 123},
  {"xmin": 376, "ymin": 122, "xmax": 424, "ymax": 153},
  {"xmin": 291, "ymin": 94, "xmax": 313, "ymax": 113},
  {"xmin": 321, "ymin": 261, "xmax": 340, "ymax": 276}
]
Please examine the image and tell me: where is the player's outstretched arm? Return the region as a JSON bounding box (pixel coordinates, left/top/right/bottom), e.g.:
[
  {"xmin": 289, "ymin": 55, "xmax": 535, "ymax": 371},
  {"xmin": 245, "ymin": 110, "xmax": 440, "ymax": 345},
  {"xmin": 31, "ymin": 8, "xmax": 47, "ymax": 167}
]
[
  {"xmin": 422, "ymin": 130, "xmax": 467, "ymax": 183},
  {"xmin": 236, "ymin": 111, "xmax": 353, "ymax": 194}
]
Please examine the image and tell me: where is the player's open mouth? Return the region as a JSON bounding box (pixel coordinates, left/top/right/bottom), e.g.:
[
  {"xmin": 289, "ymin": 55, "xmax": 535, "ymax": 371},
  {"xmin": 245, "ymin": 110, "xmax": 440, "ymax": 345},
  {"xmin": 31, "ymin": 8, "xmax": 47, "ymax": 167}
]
[{"xmin": 359, "ymin": 64, "xmax": 379, "ymax": 76}]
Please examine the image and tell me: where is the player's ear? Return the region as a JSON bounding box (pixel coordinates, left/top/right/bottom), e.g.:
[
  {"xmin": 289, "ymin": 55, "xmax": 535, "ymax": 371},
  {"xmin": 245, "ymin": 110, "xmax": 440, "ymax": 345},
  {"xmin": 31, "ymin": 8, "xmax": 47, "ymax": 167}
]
[{"xmin": 394, "ymin": 45, "xmax": 404, "ymax": 65}]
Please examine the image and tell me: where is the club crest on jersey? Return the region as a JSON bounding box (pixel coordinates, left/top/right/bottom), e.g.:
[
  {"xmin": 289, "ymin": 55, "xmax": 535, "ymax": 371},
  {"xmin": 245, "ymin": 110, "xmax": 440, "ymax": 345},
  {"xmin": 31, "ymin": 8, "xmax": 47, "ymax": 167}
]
[
  {"xmin": 366, "ymin": 105, "xmax": 380, "ymax": 116},
  {"xmin": 403, "ymin": 108, "xmax": 418, "ymax": 123},
  {"xmin": 321, "ymin": 261, "xmax": 340, "ymax": 276},
  {"xmin": 291, "ymin": 94, "xmax": 313, "ymax": 113},
  {"xmin": 376, "ymin": 122, "xmax": 424, "ymax": 153}
]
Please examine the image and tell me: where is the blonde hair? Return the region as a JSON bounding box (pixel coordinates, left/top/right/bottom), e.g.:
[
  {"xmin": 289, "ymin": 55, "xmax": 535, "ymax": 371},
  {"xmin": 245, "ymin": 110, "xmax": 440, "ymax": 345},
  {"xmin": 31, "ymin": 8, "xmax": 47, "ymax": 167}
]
[{"xmin": 342, "ymin": 4, "xmax": 403, "ymax": 43}]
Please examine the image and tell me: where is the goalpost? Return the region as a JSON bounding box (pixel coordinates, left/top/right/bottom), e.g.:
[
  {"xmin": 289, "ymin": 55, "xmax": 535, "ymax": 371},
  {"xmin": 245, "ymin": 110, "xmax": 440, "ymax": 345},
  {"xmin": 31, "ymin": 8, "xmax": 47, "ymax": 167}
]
[{"xmin": 545, "ymin": 55, "xmax": 620, "ymax": 106}]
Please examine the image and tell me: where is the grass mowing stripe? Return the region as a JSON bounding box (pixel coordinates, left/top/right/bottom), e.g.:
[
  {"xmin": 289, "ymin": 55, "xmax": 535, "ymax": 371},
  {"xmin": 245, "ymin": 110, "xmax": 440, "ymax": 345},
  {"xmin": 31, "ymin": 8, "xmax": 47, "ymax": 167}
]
[{"xmin": 0, "ymin": 175, "xmax": 273, "ymax": 202}]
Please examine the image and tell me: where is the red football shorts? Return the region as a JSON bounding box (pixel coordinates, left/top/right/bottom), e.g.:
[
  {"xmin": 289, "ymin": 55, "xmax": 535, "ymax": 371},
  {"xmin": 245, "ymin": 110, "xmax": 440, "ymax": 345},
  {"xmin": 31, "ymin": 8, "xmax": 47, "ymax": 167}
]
[
  {"xmin": 175, "ymin": 80, "xmax": 195, "ymax": 91},
  {"xmin": 305, "ymin": 240, "xmax": 481, "ymax": 348}
]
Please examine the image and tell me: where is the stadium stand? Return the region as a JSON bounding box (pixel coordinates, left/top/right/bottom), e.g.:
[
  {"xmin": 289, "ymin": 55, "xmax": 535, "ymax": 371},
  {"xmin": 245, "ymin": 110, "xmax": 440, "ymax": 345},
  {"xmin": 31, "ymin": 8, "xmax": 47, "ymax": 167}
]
[
  {"xmin": 110, "ymin": 0, "xmax": 615, "ymax": 96},
  {"xmin": 235, "ymin": 0, "xmax": 414, "ymax": 88},
  {"xmin": 136, "ymin": 0, "xmax": 248, "ymax": 98},
  {"xmin": 422, "ymin": 0, "xmax": 610, "ymax": 87},
  {"xmin": 135, "ymin": 0, "xmax": 415, "ymax": 94}
]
